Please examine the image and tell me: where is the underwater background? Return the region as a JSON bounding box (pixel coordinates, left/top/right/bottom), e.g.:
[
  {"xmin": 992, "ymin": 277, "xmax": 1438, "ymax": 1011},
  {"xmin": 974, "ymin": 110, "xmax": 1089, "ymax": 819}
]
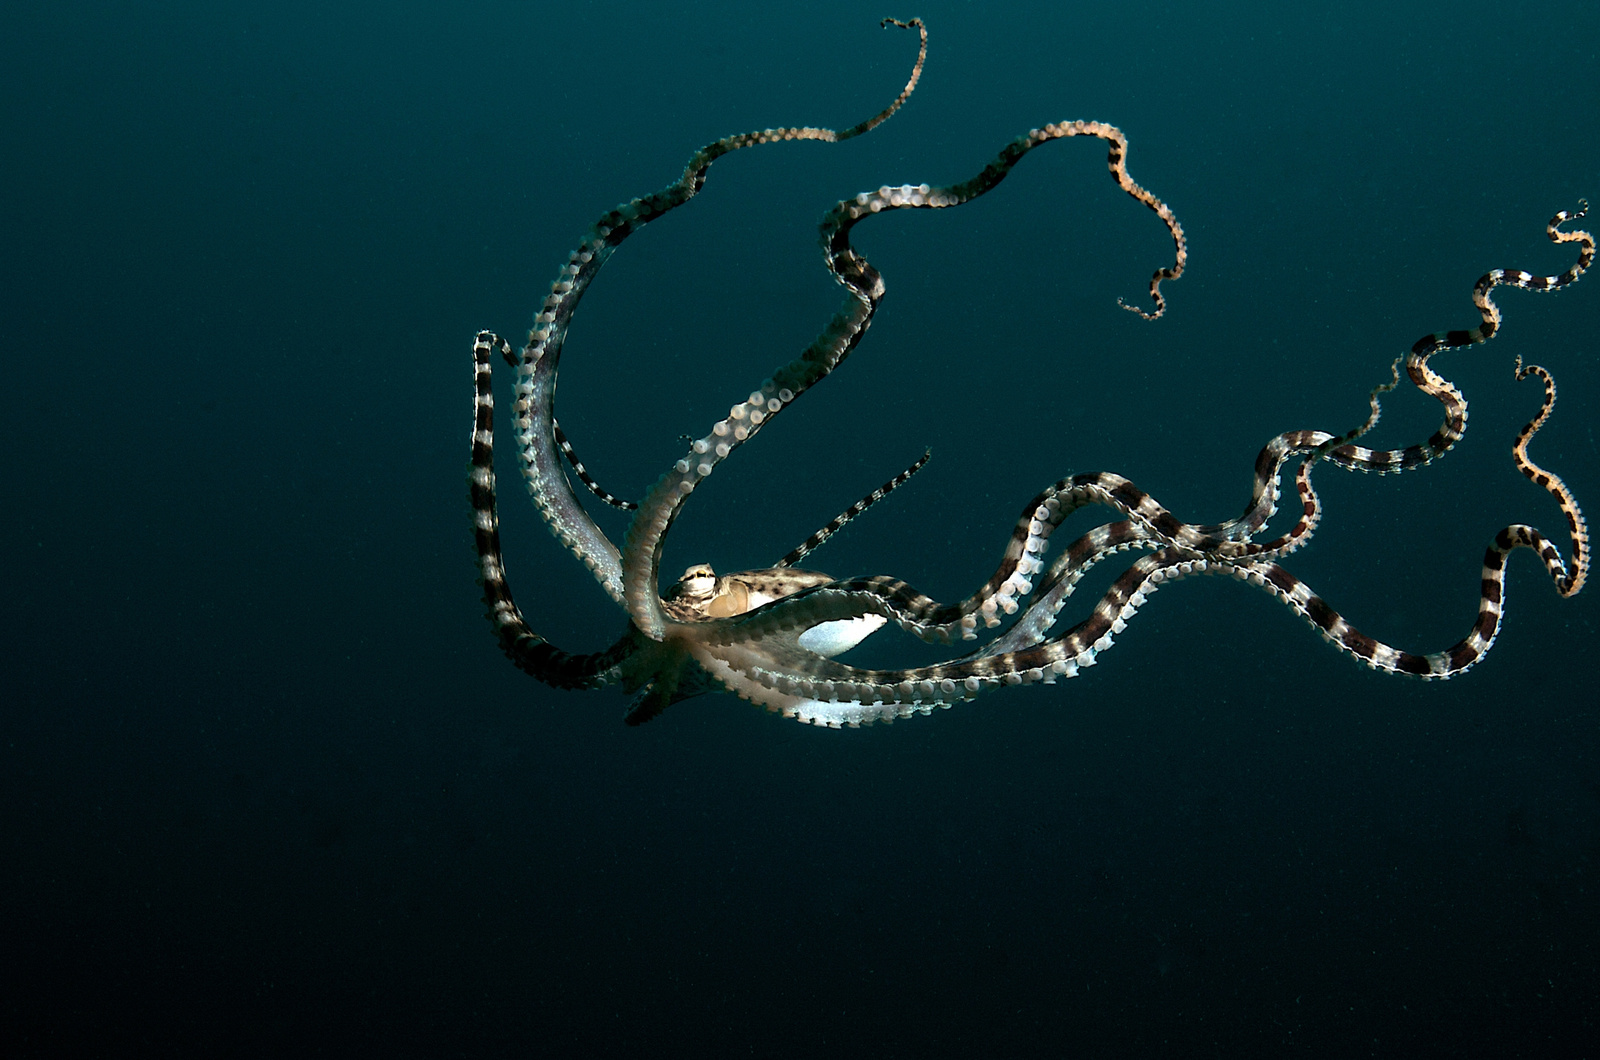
[{"xmin": 4, "ymin": 0, "xmax": 1598, "ymax": 1055}]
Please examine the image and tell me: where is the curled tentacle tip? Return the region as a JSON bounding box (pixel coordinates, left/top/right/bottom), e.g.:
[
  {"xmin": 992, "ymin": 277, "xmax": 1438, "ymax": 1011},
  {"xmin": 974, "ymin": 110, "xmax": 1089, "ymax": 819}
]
[{"xmin": 1116, "ymin": 296, "xmax": 1163, "ymax": 321}]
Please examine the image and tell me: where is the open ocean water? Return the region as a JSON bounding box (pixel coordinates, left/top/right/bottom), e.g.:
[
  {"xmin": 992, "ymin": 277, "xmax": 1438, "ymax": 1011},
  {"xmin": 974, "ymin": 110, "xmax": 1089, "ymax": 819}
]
[{"xmin": 4, "ymin": 1, "xmax": 1598, "ymax": 1056}]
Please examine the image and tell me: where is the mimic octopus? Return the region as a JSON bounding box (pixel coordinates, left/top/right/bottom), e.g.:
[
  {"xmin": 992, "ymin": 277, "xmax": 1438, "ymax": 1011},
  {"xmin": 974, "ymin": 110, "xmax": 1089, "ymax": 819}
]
[{"xmin": 469, "ymin": 18, "xmax": 1591, "ymax": 727}]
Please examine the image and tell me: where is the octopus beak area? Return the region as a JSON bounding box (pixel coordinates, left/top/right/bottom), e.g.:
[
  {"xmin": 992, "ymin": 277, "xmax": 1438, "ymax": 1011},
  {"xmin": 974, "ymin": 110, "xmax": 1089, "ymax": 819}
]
[{"xmin": 675, "ymin": 564, "xmax": 719, "ymax": 602}]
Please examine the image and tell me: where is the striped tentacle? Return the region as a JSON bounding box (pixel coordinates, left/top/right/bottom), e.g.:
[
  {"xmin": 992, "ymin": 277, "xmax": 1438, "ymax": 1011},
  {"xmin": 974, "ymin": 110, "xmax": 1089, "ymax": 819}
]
[
  {"xmin": 725, "ymin": 474, "xmax": 1177, "ymax": 650},
  {"xmin": 1196, "ymin": 357, "xmax": 1404, "ymax": 557},
  {"xmin": 606, "ymin": 20, "xmax": 929, "ymax": 639},
  {"xmin": 964, "ymin": 296, "xmax": 1396, "ymax": 645},
  {"xmin": 1218, "ymin": 213, "xmax": 1595, "ymax": 677},
  {"xmin": 925, "ymin": 421, "xmax": 1356, "ymax": 645},
  {"xmin": 471, "ymin": 332, "xmax": 635, "ymax": 688},
  {"xmin": 776, "ymin": 449, "xmax": 931, "ymax": 568},
  {"xmin": 971, "ymin": 520, "xmax": 1162, "ymax": 658},
  {"xmin": 760, "ymin": 462, "xmax": 1269, "ymax": 656},
  {"xmin": 1163, "ymin": 356, "xmax": 1400, "ymax": 555},
  {"xmin": 623, "ymin": 298, "xmax": 880, "ymax": 637},
  {"xmin": 540, "ymin": 16, "xmax": 933, "ymax": 523},
  {"xmin": 505, "ymin": 19, "xmax": 928, "ymax": 617},
  {"xmin": 845, "ymin": 451, "xmax": 1324, "ymax": 651},
  {"xmin": 775, "ymin": 469, "xmax": 1266, "ymax": 653},
  {"xmin": 781, "ymin": 481, "xmax": 1082, "ymax": 645},
  {"xmin": 679, "ymin": 344, "xmax": 1395, "ymax": 664},
  {"xmin": 958, "ymin": 387, "xmax": 1401, "ymax": 659},
  {"xmin": 871, "ymin": 456, "xmax": 1322, "ymax": 652},
  {"xmin": 697, "ymin": 504, "xmax": 1570, "ymax": 729},
  {"xmin": 1226, "ymin": 516, "xmax": 1578, "ymax": 680},
  {"xmin": 553, "ymin": 418, "xmax": 636, "ymax": 511},
  {"xmin": 1323, "ymin": 202, "xmax": 1592, "ymax": 476},
  {"xmin": 564, "ymin": 441, "xmax": 935, "ymax": 559},
  {"xmin": 823, "ymin": 120, "xmax": 1185, "ymax": 319},
  {"xmin": 798, "ymin": 476, "xmax": 1138, "ymax": 646},
  {"xmin": 626, "ymin": 118, "xmax": 1187, "ymax": 639},
  {"xmin": 822, "ymin": 438, "xmax": 1338, "ymax": 651},
  {"xmin": 679, "ymin": 361, "xmax": 1408, "ymax": 705},
  {"xmin": 1510, "ymin": 357, "xmax": 1587, "ymax": 596},
  {"xmin": 698, "ymin": 341, "xmax": 1589, "ymax": 723},
  {"xmin": 690, "ymin": 548, "xmax": 1211, "ymax": 727},
  {"xmin": 696, "ymin": 506, "xmax": 1523, "ymax": 727}
]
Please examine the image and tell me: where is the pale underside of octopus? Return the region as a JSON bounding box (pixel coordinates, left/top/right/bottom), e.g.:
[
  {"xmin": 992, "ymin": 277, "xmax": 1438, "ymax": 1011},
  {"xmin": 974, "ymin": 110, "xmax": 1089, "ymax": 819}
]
[{"xmin": 469, "ymin": 19, "xmax": 1591, "ymax": 728}]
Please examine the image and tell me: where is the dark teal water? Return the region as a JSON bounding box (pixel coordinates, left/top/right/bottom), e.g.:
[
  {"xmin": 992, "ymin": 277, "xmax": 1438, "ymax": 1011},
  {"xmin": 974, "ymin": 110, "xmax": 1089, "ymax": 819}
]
[{"xmin": 4, "ymin": 1, "xmax": 1598, "ymax": 1055}]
